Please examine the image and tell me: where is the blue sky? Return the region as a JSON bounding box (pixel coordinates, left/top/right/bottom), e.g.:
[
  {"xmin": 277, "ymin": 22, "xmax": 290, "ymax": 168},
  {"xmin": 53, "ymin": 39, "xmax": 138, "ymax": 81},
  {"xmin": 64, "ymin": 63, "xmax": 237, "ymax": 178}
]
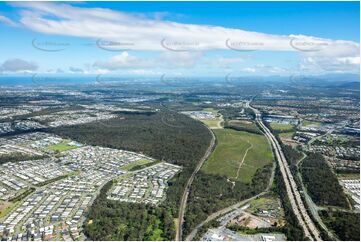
[{"xmin": 0, "ymin": 1, "xmax": 359, "ymax": 77}]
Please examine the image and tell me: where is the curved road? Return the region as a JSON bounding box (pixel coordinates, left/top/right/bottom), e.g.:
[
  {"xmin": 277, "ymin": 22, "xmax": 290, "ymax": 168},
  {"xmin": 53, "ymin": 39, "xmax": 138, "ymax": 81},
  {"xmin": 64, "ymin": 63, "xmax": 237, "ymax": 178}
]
[
  {"xmin": 176, "ymin": 124, "xmax": 216, "ymax": 241},
  {"xmin": 185, "ymin": 159, "xmax": 276, "ymax": 241},
  {"xmin": 248, "ymin": 102, "xmax": 322, "ymax": 241}
]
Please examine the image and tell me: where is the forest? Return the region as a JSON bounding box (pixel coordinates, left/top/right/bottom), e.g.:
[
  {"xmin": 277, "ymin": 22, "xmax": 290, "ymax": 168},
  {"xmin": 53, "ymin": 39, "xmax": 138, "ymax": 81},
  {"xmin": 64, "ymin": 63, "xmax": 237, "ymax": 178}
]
[
  {"xmin": 49, "ymin": 111, "xmax": 212, "ymax": 168},
  {"xmin": 184, "ymin": 163, "xmax": 273, "ymax": 236},
  {"xmin": 319, "ymin": 210, "xmax": 360, "ymax": 241},
  {"xmin": 84, "ymin": 180, "xmax": 175, "ymax": 240},
  {"xmin": 0, "ymin": 153, "xmax": 45, "ymax": 165},
  {"xmin": 300, "ymin": 152, "xmax": 349, "ymax": 208},
  {"xmin": 49, "ymin": 110, "xmax": 213, "ymax": 240}
]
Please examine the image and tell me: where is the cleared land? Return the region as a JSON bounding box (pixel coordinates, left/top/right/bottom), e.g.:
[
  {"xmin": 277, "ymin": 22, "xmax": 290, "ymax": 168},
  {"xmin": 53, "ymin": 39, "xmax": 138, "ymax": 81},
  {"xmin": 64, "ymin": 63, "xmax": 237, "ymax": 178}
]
[
  {"xmin": 201, "ymin": 129, "xmax": 272, "ymax": 183},
  {"xmin": 279, "ymin": 132, "xmax": 294, "ymax": 139},
  {"xmin": 0, "ymin": 201, "xmax": 18, "ymax": 219},
  {"xmin": 201, "ymin": 119, "xmax": 221, "ymax": 128},
  {"xmin": 269, "ymin": 123, "xmax": 294, "ymax": 132},
  {"xmin": 121, "ymin": 159, "xmax": 152, "ymax": 171},
  {"xmin": 301, "ymin": 120, "xmax": 322, "ymax": 126},
  {"xmin": 199, "ymin": 108, "xmax": 223, "ymax": 129}
]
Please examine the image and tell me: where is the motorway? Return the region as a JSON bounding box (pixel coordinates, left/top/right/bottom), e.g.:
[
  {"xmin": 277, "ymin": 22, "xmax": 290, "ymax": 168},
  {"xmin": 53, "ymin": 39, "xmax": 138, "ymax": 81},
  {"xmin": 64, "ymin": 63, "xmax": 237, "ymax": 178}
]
[
  {"xmin": 176, "ymin": 124, "xmax": 216, "ymax": 241},
  {"xmin": 248, "ymin": 102, "xmax": 322, "ymax": 241}
]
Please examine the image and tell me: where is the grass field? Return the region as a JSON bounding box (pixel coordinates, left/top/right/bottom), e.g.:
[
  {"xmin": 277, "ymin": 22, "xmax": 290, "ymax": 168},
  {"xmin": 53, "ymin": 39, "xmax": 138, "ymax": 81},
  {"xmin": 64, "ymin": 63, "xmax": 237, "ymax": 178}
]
[
  {"xmin": 229, "ymin": 120, "xmax": 258, "ymax": 129},
  {"xmin": 201, "ymin": 129, "xmax": 272, "ymax": 183},
  {"xmin": 201, "ymin": 119, "xmax": 221, "ymax": 128},
  {"xmin": 301, "ymin": 120, "xmax": 322, "ymax": 126},
  {"xmin": 269, "ymin": 123, "xmax": 294, "ymax": 132},
  {"xmin": 0, "ymin": 201, "xmax": 18, "ymax": 219},
  {"xmin": 279, "ymin": 132, "xmax": 294, "ymax": 139},
  {"xmin": 47, "ymin": 141, "xmax": 78, "ymax": 152},
  {"xmin": 121, "ymin": 159, "xmax": 153, "ymax": 171},
  {"xmin": 337, "ymin": 173, "xmax": 360, "ymax": 180}
]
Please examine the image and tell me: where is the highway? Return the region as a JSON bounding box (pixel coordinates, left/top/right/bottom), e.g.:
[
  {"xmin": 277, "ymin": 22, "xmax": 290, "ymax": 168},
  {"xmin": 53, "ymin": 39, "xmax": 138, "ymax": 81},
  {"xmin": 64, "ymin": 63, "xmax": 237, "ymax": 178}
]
[
  {"xmin": 248, "ymin": 102, "xmax": 322, "ymax": 241},
  {"xmin": 176, "ymin": 124, "xmax": 216, "ymax": 241}
]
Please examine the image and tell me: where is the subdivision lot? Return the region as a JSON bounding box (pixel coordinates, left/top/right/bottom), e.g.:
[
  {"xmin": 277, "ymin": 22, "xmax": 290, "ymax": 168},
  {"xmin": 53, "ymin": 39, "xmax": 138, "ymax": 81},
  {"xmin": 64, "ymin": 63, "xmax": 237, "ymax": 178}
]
[{"xmin": 201, "ymin": 129, "xmax": 272, "ymax": 183}]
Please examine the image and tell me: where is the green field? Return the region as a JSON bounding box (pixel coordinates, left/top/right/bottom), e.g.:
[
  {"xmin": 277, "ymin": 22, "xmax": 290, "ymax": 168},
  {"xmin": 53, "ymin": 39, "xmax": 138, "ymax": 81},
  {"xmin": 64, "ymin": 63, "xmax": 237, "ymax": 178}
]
[
  {"xmin": 47, "ymin": 142, "xmax": 78, "ymax": 152},
  {"xmin": 0, "ymin": 201, "xmax": 18, "ymax": 219},
  {"xmin": 201, "ymin": 129, "xmax": 272, "ymax": 183},
  {"xmin": 229, "ymin": 120, "xmax": 258, "ymax": 130},
  {"xmin": 121, "ymin": 159, "xmax": 153, "ymax": 171},
  {"xmin": 279, "ymin": 132, "xmax": 294, "ymax": 139},
  {"xmin": 301, "ymin": 120, "xmax": 322, "ymax": 126},
  {"xmin": 270, "ymin": 123, "xmax": 294, "ymax": 131},
  {"xmin": 201, "ymin": 119, "xmax": 221, "ymax": 128}
]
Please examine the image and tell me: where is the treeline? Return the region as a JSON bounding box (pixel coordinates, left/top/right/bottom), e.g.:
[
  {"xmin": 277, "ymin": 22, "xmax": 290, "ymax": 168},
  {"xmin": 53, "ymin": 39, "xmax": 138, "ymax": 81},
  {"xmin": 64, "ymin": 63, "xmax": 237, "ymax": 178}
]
[
  {"xmin": 128, "ymin": 160, "xmax": 161, "ymax": 171},
  {"xmin": 219, "ymin": 107, "xmax": 255, "ymax": 120},
  {"xmin": 300, "ymin": 153, "xmax": 349, "ymax": 208},
  {"xmin": 184, "ymin": 163, "xmax": 273, "ymax": 236},
  {"xmin": 224, "ymin": 122, "xmax": 263, "ymax": 135},
  {"xmin": 84, "ymin": 180, "xmax": 175, "ymax": 240},
  {"xmin": 9, "ymin": 187, "xmax": 36, "ymax": 202},
  {"xmin": 319, "ymin": 210, "xmax": 360, "ymax": 241},
  {"xmin": 281, "ymin": 144, "xmax": 303, "ymax": 175},
  {"xmin": 227, "ymin": 224, "xmax": 284, "ymax": 235},
  {"xmin": 0, "ymin": 153, "xmax": 45, "ymax": 165}
]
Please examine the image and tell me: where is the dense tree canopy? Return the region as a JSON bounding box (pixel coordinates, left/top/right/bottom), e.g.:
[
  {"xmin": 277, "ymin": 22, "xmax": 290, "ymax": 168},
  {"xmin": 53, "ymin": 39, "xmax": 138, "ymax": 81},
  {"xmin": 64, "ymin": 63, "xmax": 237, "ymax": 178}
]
[{"xmin": 301, "ymin": 153, "xmax": 349, "ymax": 208}]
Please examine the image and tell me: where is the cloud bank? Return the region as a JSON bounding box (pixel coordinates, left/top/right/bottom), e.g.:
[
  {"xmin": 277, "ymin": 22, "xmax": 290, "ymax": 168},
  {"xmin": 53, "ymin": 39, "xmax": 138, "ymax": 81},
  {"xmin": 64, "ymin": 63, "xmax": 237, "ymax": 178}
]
[
  {"xmin": 0, "ymin": 59, "xmax": 38, "ymax": 73},
  {"xmin": 2, "ymin": 2, "xmax": 360, "ymax": 74}
]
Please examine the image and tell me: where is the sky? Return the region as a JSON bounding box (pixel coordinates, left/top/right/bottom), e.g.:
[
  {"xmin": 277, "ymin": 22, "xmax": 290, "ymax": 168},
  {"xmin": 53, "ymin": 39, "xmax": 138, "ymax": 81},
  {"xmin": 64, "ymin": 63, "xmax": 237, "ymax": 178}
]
[{"xmin": 0, "ymin": 1, "xmax": 359, "ymax": 78}]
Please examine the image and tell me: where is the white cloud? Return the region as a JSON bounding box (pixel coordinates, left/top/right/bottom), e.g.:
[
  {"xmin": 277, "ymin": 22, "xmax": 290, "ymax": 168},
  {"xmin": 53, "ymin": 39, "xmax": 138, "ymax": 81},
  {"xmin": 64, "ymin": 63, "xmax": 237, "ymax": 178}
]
[
  {"xmin": 8, "ymin": 3, "xmax": 358, "ymax": 51},
  {"xmin": 241, "ymin": 65, "xmax": 288, "ymax": 74},
  {"xmin": 0, "ymin": 58, "xmax": 38, "ymax": 73},
  {"xmin": 93, "ymin": 52, "xmax": 154, "ymax": 70},
  {"xmin": 69, "ymin": 66, "xmax": 84, "ymax": 73},
  {"xmin": 0, "ymin": 15, "xmax": 17, "ymax": 26},
  {"xmin": 93, "ymin": 51, "xmax": 203, "ymax": 71},
  {"xmin": 3, "ymin": 2, "xmax": 360, "ymax": 74}
]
